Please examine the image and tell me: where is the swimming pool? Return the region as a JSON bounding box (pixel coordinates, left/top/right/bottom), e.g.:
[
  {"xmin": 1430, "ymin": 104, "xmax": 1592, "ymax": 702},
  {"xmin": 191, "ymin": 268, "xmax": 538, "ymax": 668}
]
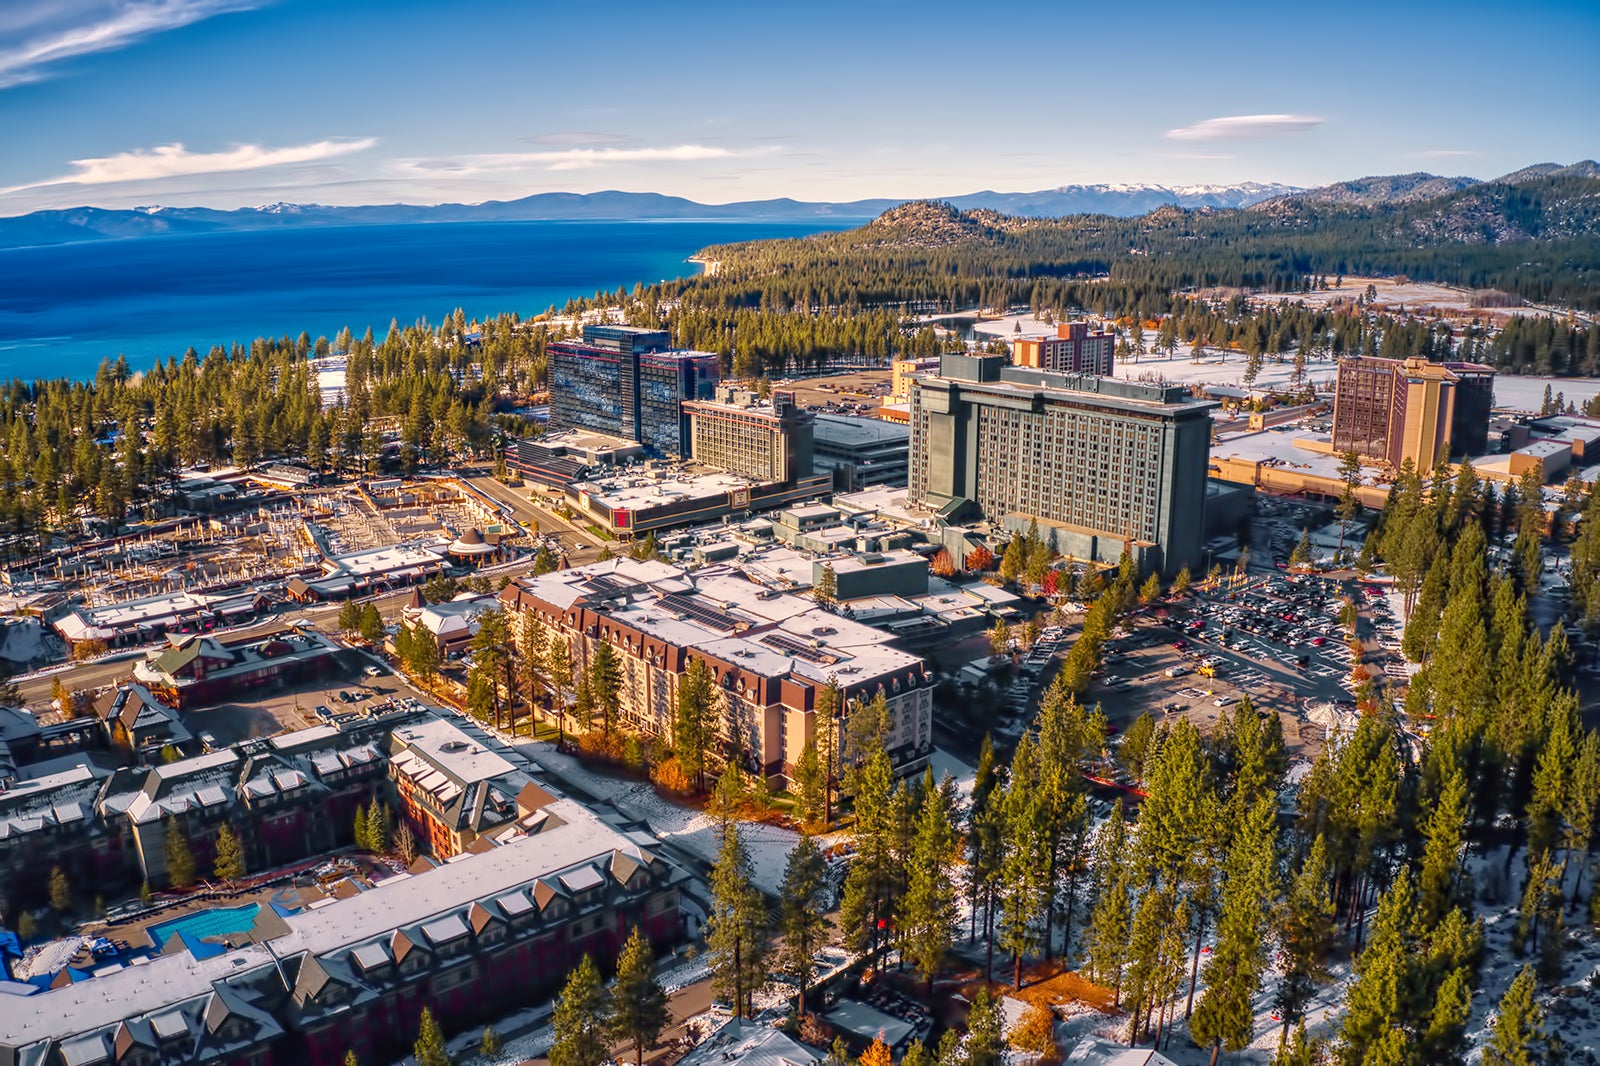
[{"xmin": 148, "ymin": 903, "xmax": 262, "ymax": 951}]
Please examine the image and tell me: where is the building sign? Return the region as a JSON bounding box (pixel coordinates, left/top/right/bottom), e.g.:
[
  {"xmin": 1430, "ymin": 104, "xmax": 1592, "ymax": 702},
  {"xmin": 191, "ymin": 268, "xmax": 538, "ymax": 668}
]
[{"xmin": 728, "ymin": 487, "xmax": 750, "ymax": 509}]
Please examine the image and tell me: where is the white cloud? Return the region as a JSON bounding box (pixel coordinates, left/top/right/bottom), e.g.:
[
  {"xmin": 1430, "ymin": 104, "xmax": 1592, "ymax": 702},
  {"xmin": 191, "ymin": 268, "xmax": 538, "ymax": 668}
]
[
  {"xmin": 0, "ymin": 138, "xmax": 378, "ymax": 195},
  {"xmin": 399, "ymin": 144, "xmax": 778, "ymax": 176},
  {"xmin": 0, "ymin": 1, "xmax": 262, "ymax": 89},
  {"xmin": 1165, "ymin": 114, "xmax": 1323, "ymax": 142},
  {"xmin": 523, "ymin": 131, "xmax": 631, "ymax": 147}
]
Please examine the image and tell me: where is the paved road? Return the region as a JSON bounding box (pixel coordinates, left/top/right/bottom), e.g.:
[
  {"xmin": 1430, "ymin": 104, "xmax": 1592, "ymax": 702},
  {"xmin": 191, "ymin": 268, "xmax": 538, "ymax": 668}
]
[
  {"xmin": 465, "ymin": 476, "xmax": 606, "ymax": 553},
  {"xmin": 15, "ymin": 554, "xmax": 569, "ymax": 711}
]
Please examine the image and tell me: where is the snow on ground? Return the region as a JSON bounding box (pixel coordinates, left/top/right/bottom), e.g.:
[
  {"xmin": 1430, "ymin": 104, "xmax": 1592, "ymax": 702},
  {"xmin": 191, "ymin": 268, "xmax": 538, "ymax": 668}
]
[
  {"xmin": 970, "ymin": 316, "xmax": 1600, "ymax": 415},
  {"xmin": 930, "ymin": 747, "xmax": 978, "ymax": 803},
  {"xmin": 517, "ymin": 740, "xmax": 800, "ymax": 894},
  {"xmin": 12, "ymin": 937, "xmax": 86, "ymax": 981},
  {"xmin": 313, "ymin": 356, "xmax": 347, "ymax": 409}
]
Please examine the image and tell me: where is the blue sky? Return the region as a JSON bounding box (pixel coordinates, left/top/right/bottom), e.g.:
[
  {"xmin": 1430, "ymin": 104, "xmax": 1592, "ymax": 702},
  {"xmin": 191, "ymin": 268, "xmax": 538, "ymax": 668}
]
[{"xmin": 1, "ymin": 0, "xmax": 1596, "ymax": 214}]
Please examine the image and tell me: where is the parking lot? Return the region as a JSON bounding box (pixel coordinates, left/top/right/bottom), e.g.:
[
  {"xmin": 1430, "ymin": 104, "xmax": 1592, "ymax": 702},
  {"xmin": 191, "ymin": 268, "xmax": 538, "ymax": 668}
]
[
  {"xmin": 181, "ymin": 668, "xmax": 411, "ymax": 747},
  {"xmin": 1085, "ymin": 571, "xmax": 1381, "ymax": 758}
]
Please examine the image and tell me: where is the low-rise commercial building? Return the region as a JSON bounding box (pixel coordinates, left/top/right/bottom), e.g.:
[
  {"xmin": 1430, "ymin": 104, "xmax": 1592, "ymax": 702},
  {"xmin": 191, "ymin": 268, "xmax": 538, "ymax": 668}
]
[
  {"xmin": 133, "ymin": 628, "xmax": 346, "ymax": 709},
  {"xmin": 818, "ymin": 549, "xmax": 929, "ymax": 600},
  {"xmin": 812, "ymin": 414, "xmax": 910, "ymax": 490},
  {"xmin": 505, "ymin": 429, "xmax": 645, "ymax": 490},
  {"xmin": 564, "ymin": 464, "xmax": 833, "ymax": 539}
]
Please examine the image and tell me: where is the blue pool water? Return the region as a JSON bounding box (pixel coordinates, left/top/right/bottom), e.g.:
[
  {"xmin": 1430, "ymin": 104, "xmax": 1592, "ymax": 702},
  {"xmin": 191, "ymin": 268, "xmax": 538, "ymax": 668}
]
[{"xmin": 147, "ymin": 902, "xmax": 262, "ymax": 951}]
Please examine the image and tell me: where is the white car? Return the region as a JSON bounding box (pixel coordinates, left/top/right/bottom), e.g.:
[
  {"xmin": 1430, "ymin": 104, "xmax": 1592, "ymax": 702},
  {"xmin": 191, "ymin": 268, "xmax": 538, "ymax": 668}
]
[{"xmin": 1213, "ymin": 695, "xmax": 1238, "ymax": 707}]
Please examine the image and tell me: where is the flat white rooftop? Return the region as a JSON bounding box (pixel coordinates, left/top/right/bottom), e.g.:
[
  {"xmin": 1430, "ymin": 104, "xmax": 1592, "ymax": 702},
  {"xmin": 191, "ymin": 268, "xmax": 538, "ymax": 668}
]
[{"xmin": 574, "ymin": 469, "xmax": 755, "ymax": 511}]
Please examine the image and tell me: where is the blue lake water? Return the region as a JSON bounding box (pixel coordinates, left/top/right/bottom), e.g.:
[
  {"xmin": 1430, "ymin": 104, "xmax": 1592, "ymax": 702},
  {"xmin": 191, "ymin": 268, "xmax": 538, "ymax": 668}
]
[{"xmin": 0, "ymin": 219, "xmax": 859, "ymax": 383}]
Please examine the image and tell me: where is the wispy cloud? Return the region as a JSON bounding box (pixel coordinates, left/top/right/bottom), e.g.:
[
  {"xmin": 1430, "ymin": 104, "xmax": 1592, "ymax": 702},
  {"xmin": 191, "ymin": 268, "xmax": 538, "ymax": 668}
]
[
  {"xmin": 0, "ymin": 1, "xmax": 262, "ymax": 89},
  {"xmin": 522, "ymin": 131, "xmax": 631, "ymax": 147},
  {"xmin": 0, "ymin": 138, "xmax": 378, "ymax": 194},
  {"xmin": 400, "ymin": 144, "xmax": 780, "ymax": 175},
  {"xmin": 1166, "ymin": 114, "xmax": 1323, "ymax": 141}
]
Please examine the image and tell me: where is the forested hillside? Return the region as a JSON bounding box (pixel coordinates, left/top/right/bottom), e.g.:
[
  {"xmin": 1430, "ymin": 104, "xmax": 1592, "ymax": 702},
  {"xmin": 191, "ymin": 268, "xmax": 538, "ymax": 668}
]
[{"xmin": 645, "ymin": 174, "xmax": 1600, "ymax": 312}]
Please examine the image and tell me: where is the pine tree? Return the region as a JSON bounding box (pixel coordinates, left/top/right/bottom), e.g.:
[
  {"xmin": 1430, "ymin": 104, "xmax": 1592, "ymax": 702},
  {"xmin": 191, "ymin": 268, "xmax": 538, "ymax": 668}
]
[
  {"xmin": 48, "ymin": 866, "xmax": 71, "ymax": 912},
  {"xmin": 997, "ymin": 736, "xmax": 1051, "ymax": 987},
  {"xmin": 813, "ymin": 563, "xmax": 838, "ymax": 610},
  {"xmin": 164, "ymin": 817, "xmax": 195, "ymax": 888},
  {"xmin": 1335, "ymin": 869, "xmax": 1418, "ymax": 1064},
  {"xmin": 856, "ymin": 1038, "xmax": 892, "ymax": 1066},
  {"xmin": 545, "ymin": 635, "xmax": 573, "ymax": 742},
  {"xmin": 353, "ymin": 805, "xmax": 370, "ymax": 852},
  {"xmin": 1484, "ymin": 965, "xmax": 1546, "ymax": 1066},
  {"xmin": 814, "ymin": 680, "xmax": 842, "ymax": 827},
  {"xmin": 708, "ymin": 763, "xmax": 745, "ymax": 836},
  {"xmin": 589, "ymin": 640, "xmax": 621, "ymax": 736},
  {"xmin": 413, "ymin": 1006, "xmax": 452, "ymax": 1066},
  {"xmin": 839, "ymin": 748, "xmax": 896, "ymax": 962},
  {"xmin": 366, "ymin": 796, "xmax": 389, "ymax": 854},
  {"xmin": 673, "ymin": 658, "xmax": 716, "ymax": 793},
  {"xmin": 343, "ymin": 1050, "xmax": 360, "ymax": 1066},
  {"xmin": 549, "ymin": 955, "xmax": 609, "ymax": 1066},
  {"xmin": 1086, "ymin": 862, "xmax": 1132, "ymax": 1006},
  {"xmin": 337, "ymin": 600, "xmax": 360, "ymax": 638},
  {"xmin": 1418, "ymin": 768, "xmax": 1468, "ymax": 927},
  {"xmin": 1122, "ymin": 887, "xmax": 1176, "ymax": 1043},
  {"xmin": 212, "ymin": 824, "xmax": 246, "ymax": 881},
  {"xmin": 358, "ymin": 602, "xmax": 384, "ymax": 644},
  {"xmin": 705, "ymin": 824, "xmax": 768, "ymax": 1019},
  {"xmin": 609, "ymin": 925, "xmax": 667, "ymax": 1066},
  {"xmin": 965, "ymin": 986, "xmax": 1005, "ymax": 1066},
  {"xmin": 778, "ymin": 833, "xmax": 828, "ymax": 1015},
  {"xmin": 1274, "ymin": 834, "xmax": 1335, "ymax": 1044},
  {"xmin": 478, "ymin": 1026, "xmax": 502, "ymax": 1060},
  {"xmin": 902, "ymin": 773, "xmax": 959, "ymax": 992},
  {"xmin": 793, "ymin": 741, "xmax": 824, "ymax": 827},
  {"xmin": 1192, "ymin": 797, "xmax": 1279, "ymax": 1064},
  {"xmin": 1272, "ymin": 1024, "xmax": 1318, "ymax": 1066}
]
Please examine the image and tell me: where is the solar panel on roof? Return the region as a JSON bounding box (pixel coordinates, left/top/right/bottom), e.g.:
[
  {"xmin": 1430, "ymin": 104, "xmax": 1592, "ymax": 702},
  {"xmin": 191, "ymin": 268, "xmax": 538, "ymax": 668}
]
[
  {"xmin": 759, "ymin": 632, "xmax": 840, "ymax": 665},
  {"xmin": 659, "ymin": 593, "xmax": 747, "ymax": 633}
]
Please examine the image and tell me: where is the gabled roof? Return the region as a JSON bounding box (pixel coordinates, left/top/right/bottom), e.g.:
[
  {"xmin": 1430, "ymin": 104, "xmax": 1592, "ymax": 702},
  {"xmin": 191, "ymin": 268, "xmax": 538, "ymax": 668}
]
[{"xmin": 291, "ymin": 954, "xmax": 332, "ymax": 1004}]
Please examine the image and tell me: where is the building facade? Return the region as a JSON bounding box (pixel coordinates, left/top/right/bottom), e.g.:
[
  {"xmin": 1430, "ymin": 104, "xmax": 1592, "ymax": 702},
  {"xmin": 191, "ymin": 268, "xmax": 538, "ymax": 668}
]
[
  {"xmin": 683, "ymin": 388, "xmax": 815, "ymax": 482},
  {"xmin": 547, "ymin": 325, "xmax": 719, "ymax": 457},
  {"xmin": 1331, "ymin": 356, "xmax": 1497, "ymax": 469},
  {"xmin": 0, "ymin": 792, "xmax": 682, "ymax": 1066},
  {"xmin": 1012, "ymin": 320, "xmax": 1116, "ymax": 375},
  {"xmin": 499, "ymin": 558, "xmax": 934, "ymax": 781},
  {"xmin": 132, "ymin": 629, "xmax": 346, "ymax": 709},
  {"xmin": 811, "ymin": 414, "xmax": 910, "ymax": 490},
  {"xmin": 907, "ymin": 354, "xmax": 1216, "ymax": 575}
]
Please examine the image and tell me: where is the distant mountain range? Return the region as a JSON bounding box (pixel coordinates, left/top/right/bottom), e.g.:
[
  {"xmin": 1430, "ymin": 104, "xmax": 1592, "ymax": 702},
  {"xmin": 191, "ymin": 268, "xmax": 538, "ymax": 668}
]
[{"xmin": 0, "ymin": 162, "xmax": 1593, "ymax": 249}]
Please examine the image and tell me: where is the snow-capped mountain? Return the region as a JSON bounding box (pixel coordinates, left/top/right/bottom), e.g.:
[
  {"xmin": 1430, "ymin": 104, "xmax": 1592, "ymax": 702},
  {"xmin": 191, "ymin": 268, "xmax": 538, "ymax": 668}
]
[{"xmin": 945, "ymin": 181, "xmax": 1300, "ymax": 217}]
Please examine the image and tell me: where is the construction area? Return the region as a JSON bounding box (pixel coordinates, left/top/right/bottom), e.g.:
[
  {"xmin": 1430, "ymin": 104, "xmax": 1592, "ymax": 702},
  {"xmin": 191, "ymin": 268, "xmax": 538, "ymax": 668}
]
[{"xmin": 1, "ymin": 477, "xmax": 529, "ymax": 658}]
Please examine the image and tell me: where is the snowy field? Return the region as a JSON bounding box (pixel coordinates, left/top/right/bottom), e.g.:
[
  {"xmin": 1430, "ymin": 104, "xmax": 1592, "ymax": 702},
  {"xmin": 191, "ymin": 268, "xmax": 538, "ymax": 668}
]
[
  {"xmin": 516, "ymin": 740, "xmax": 801, "ymax": 894},
  {"xmin": 971, "ymin": 316, "xmax": 1599, "ymax": 414}
]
